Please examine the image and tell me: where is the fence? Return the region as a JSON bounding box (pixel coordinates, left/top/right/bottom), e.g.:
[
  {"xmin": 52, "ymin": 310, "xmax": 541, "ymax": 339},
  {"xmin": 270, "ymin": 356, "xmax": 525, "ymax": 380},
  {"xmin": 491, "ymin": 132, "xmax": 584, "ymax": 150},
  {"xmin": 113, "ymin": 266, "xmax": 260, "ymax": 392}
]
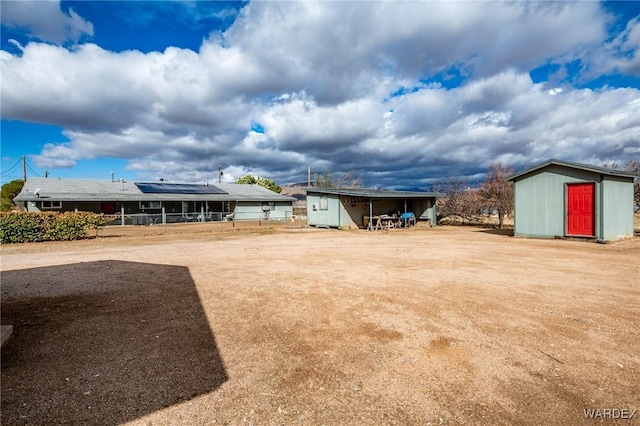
[
  {"xmin": 285, "ymin": 207, "xmax": 308, "ymax": 229},
  {"xmin": 101, "ymin": 209, "xmax": 300, "ymax": 234},
  {"xmin": 104, "ymin": 211, "xmax": 232, "ymax": 226}
]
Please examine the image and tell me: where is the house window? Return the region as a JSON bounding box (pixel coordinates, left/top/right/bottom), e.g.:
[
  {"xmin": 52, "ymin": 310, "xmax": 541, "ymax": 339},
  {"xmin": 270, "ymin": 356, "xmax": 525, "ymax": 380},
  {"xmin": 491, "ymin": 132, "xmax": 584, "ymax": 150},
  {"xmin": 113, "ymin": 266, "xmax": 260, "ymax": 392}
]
[
  {"xmin": 41, "ymin": 200, "xmax": 62, "ymax": 209},
  {"xmin": 140, "ymin": 201, "xmax": 162, "ymax": 209},
  {"xmin": 319, "ymin": 196, "xmax": 328, "ymax": 210}
]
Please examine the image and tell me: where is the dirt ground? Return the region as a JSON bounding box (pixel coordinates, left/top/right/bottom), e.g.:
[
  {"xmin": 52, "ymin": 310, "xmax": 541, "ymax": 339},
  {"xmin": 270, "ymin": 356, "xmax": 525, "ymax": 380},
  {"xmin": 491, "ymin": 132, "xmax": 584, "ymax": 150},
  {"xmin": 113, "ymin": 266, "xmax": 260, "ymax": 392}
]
[{"xmin": 1, "ymin": 223, "xmax": 639, "ymax": 425}]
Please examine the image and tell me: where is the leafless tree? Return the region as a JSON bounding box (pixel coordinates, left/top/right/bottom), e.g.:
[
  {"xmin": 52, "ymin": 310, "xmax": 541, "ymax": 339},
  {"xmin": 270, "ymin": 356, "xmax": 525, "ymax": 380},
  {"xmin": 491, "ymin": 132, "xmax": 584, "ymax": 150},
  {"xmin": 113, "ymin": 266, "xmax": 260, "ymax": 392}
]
[
  {"xmin": 313, "ymin": 170, "xmax": 362, "ymax": 189},
  {"xmin": 434, "ymin": 176, "xmax": 484, "ymax": 224},
  {"xmin": 478, "ymin": 163, "xmax": 514, "ymax": 229}
]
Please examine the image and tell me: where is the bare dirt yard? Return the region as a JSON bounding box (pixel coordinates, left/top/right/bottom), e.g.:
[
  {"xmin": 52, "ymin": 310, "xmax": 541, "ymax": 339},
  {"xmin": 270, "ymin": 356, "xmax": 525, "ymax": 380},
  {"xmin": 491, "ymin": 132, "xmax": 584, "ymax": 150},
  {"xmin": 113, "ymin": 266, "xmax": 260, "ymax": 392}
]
[{"xmin": 1, "ymin": 223, "xmax": 639, "ymax": 425}]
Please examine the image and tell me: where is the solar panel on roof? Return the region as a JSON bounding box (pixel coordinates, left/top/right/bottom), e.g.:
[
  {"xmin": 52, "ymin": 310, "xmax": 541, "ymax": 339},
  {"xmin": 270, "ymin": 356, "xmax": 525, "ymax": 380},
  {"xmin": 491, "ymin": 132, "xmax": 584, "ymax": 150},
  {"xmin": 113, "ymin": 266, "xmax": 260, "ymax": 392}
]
[{"xmin": 135, "ymin": 183, "xmax": 228, "ymax": 194}]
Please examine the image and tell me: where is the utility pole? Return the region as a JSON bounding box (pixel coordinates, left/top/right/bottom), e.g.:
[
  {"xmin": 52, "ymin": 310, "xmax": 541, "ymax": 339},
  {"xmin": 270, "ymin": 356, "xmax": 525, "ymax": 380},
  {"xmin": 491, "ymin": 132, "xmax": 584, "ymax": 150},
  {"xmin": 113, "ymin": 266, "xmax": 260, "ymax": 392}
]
[
  {"xmin": 308, "ymin": 166, "xmax": 311, "ymax": 187},
  {"xmin": 218, "ymin": 165, "xmax": 223, "ymax": 183},
  {"xmin": 22, "ymin": 156, "xmax": 27, "ymax": 182}
]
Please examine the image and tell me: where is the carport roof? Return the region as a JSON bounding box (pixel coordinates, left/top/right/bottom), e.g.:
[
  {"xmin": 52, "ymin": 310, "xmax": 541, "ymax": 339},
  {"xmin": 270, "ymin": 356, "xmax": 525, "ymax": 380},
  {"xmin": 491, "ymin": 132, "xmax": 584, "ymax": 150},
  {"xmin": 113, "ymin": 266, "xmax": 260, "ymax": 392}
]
[
  {"xmin": 304, "ymin": 187, "xmax": 443, "ymax": 198},
  {"xmin": 507, "ymin": 159, "xmax": 637, "ymax": 181}
]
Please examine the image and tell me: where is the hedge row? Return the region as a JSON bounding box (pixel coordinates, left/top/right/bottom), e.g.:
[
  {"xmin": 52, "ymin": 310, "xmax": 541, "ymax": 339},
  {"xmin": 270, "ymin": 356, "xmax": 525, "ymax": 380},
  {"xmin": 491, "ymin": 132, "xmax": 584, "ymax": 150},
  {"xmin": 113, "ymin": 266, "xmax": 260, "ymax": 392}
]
[{"xmin": 0, "ymin": 211, "xmax": 107, "ymax": 244}]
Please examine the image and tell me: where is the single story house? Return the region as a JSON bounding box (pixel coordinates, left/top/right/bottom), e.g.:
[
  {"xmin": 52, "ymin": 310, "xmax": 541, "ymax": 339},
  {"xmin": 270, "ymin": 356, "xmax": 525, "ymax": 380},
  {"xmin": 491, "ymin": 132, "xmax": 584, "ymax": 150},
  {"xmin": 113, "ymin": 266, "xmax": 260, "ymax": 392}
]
[
  {"xmin": 507, "ymin": 159, "xmax": 636, "ymax": 242},
  {"xmin": 305, "ymin": 187, "xmax": 442, "ymax": 229},
  {"xmin": 14, "ymin": 177, "xmax": 296, "ymax": 224}
]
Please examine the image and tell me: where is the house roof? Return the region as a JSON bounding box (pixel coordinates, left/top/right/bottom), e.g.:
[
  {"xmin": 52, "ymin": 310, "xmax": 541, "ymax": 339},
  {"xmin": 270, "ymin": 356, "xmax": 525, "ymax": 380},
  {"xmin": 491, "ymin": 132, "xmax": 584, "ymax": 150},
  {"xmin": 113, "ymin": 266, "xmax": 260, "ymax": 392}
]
[
  {"xmin": 303, "ymin": 187, "xmax": 443, "ymax": 199},
  {"xmin": 506, "ymin": 159, "xmax": 637, "ymax": 182},
  {"xmin": 14, "ymin": 178, "xmax": 296, "ymax": 203}
]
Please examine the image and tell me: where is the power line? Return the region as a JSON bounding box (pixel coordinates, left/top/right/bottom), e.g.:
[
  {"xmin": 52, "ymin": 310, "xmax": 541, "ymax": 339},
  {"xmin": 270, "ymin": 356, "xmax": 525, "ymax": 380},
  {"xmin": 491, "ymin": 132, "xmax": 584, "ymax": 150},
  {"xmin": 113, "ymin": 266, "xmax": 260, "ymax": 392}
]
[
  {"xmin": 25, "ymin": 161, "xmax": 43, "ymax": 178},
  {"xmin": 1, "ymin": 158, "xmax": 23, "ymax": 175}
]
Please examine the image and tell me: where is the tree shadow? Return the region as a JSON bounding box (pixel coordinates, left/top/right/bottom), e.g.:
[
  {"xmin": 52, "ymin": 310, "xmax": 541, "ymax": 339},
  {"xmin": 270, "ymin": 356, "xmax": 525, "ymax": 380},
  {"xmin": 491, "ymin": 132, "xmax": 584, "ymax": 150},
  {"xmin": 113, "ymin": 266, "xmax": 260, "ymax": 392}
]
[{"xmin": 1, "ymin": 260, "xmax": 227, "ymax": 425}]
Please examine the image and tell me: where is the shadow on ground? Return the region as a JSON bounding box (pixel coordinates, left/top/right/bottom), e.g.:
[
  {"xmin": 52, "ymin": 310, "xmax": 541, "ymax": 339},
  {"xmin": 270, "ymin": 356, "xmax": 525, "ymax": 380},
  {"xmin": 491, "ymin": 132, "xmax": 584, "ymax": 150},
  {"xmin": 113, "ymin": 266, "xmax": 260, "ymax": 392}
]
[
  {"xmin": 475, "ymin": 228, "xmax": 514, "ymax": 237},
  {"xmin": 1, "ymin": 260, "xmax": 227, "ymax": 426}
]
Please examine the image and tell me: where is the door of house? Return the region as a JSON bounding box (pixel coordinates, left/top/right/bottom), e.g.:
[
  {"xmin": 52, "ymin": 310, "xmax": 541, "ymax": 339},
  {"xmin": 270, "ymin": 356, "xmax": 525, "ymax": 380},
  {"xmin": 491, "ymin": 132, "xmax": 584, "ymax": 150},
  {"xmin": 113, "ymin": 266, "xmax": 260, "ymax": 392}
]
[
  {"xmin": 567, "ymin": 183, "xmax": 595, "ymax": 236},
  {"xmin": 101, "ymin": 202, "xmax": 116, "ymax": 214}
]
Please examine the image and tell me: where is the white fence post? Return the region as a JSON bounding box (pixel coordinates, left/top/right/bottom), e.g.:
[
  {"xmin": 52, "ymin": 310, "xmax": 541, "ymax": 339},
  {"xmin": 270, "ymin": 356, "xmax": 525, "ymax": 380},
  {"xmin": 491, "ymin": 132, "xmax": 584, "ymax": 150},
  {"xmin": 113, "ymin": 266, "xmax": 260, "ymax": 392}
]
[{"xmin": 162, "ymin": 206, "xmax": 166, "ymax": 234}]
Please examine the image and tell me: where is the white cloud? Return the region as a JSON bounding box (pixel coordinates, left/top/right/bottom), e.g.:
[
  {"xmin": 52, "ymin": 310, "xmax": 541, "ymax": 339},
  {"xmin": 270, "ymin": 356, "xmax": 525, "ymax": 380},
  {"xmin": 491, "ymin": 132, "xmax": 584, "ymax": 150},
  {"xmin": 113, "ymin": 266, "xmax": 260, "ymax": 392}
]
[
  {"xmin": 597, "ymin": 17, "xmax": 640, "ymax": 76},
  {"xmin": 1, "ymin": 0, "xmax": 93, "ymax": 44},
  {"xmin": 2, "ymin": 1, "xmax": 640, "ymax": 186}
]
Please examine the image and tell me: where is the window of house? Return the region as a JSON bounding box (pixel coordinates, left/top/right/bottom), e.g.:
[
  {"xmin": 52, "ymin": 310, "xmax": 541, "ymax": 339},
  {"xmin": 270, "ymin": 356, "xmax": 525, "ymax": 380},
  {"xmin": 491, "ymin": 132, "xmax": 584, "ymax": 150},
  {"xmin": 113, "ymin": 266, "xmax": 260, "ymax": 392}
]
[
  {"xmin": 140, "ymin": 201, "xmax": 162, "ymax": 209},
  {"xmin": 41, "ymin": 200, "xmax": 62, "ymax": 209},
  {"xmin": 319, "ymin": 196, "xmax": 328, "ymax": 210}
]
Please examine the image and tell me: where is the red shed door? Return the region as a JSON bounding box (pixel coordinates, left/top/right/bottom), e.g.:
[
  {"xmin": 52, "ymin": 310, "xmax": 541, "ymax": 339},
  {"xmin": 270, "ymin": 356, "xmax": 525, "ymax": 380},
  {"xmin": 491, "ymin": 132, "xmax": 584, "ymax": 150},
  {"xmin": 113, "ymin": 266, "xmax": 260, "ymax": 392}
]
[{"xmin": 567, "ymin": 183, "xmax": 595, "ymax": 236}]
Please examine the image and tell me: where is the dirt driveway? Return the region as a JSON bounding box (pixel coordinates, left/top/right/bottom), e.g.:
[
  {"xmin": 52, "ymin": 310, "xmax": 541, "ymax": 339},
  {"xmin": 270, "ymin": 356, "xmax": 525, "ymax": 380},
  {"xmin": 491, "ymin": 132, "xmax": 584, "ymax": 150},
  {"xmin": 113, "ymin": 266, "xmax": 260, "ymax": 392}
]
[{"xmin": 1, "ymin": 225, "xmax": 639, "ymax": 425}]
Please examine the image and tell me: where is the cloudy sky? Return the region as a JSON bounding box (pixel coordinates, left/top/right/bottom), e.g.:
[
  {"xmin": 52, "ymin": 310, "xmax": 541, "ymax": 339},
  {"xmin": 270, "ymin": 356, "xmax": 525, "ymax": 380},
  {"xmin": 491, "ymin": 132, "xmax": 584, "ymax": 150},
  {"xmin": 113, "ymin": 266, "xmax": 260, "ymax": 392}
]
[{"xmin": 1, "ymin": 1, "xmax": 639, "ymax": 188}]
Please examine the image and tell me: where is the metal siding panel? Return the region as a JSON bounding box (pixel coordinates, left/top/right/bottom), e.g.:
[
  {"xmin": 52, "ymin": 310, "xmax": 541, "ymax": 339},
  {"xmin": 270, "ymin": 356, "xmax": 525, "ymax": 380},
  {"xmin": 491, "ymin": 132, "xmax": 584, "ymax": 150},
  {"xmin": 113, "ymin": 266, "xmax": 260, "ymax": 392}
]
[
  {"xmin": 306, "ymin": 194, "xmax": 321, "ymax": 226},
  {"xmin": 306, "ymin": 194, "xmax": 339, "ymax": 227},
  {"xmin": 601, "ymin": 178, "xmax": 634, "ymax": 240}
]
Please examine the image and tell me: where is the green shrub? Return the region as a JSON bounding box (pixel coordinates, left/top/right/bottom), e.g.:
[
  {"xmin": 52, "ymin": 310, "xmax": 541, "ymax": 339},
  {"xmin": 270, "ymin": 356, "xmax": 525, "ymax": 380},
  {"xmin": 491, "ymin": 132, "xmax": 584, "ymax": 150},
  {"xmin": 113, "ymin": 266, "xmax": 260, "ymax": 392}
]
[{"xmin": 0, "ymin": 211, "xmax": 107, "ymax": 244}]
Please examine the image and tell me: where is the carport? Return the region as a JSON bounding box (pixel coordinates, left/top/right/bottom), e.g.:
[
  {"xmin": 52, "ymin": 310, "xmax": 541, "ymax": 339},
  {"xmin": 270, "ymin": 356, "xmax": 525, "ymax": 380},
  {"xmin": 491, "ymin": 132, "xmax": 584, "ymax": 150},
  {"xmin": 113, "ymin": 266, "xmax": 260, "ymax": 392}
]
[{"xmin": 304, "ymin": 188, "xmax": 442, "ymax": 229}]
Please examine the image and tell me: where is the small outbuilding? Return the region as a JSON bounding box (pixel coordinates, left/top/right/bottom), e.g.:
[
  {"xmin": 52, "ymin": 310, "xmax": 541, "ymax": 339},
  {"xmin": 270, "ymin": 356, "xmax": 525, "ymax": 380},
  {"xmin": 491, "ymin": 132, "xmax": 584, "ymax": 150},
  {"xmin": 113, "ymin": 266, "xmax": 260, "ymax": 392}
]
[
  {"xmin": 507, "ymin": 159, "xmax": 636, "ymax": 242},
  {"xmin": 305, "ymin": 187, "xmax": 441, "ymax": 229}
]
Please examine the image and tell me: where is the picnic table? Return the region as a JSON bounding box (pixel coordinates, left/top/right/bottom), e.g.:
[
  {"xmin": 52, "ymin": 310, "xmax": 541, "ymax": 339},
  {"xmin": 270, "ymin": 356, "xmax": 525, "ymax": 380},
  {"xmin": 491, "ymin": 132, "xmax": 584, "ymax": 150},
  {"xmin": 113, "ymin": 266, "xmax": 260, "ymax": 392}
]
[{"xmin": 364, "ymin": 215, "xmax": 401, "ymax": 230}]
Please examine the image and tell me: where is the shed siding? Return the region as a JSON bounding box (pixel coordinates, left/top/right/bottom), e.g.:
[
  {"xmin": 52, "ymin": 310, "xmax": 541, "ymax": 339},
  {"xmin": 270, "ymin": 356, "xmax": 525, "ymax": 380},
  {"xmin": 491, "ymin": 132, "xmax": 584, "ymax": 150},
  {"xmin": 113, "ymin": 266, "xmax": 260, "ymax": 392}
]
[
  {"xmin": 514, "ymin": 168, "xmax": 601, "ymax": 239},
  {"xmin": 306, "ymin": 193, "xmax": 341, "ymax": 227},
  {"xmin": 601, "ymin": 177, "xmax": 634, "ymax": 240},
  {"xmin": 414, "ymin": 198, "xmax": 436, "ymax": 225}
]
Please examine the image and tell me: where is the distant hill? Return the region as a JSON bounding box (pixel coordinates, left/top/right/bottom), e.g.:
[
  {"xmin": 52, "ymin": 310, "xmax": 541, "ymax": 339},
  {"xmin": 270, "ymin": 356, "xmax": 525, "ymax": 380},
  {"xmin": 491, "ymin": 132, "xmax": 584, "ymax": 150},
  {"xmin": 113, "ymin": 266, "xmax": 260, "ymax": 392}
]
[{"xmin": 280, "ymin": 184, "xmax": 307, "ymax": 206}]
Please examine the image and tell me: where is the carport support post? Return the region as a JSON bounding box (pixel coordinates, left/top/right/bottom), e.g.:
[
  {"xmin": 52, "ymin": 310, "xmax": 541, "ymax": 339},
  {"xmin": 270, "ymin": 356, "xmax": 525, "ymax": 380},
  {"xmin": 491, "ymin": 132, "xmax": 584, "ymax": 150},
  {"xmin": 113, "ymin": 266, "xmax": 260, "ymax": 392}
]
[
  {"xmin": 121, "ymin": 206, "xmax": 125, "ymax": 226},
  {"xmin": 404, "ymin": 199, "xmax": 407, "ymax": 227},
  {"xmin": 369, "ymin": 199, "xmax": 373, "ymax": 231},
  {"xmin": 201, "ymin": 206, "xmax": 205, "ymax": 222},
  {"xmin": 162, "ymin": 206, "xmax": 167, "ymax": 234}
]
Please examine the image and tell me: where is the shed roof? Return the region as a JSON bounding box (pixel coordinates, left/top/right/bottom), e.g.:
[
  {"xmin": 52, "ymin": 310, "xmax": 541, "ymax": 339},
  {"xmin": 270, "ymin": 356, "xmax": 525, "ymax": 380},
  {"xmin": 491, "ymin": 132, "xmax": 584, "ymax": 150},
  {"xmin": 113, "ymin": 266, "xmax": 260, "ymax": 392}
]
[
  {"xmin": 304, "ymin": 187, "xmax": 443, "ymax": 198},
  {"xmin": 506, "ymin": 159, "xmax": 637, "ymax": 182},
  {"xmin": 14, "ymin": 178, "xmax": 296, "ymax": 203}
]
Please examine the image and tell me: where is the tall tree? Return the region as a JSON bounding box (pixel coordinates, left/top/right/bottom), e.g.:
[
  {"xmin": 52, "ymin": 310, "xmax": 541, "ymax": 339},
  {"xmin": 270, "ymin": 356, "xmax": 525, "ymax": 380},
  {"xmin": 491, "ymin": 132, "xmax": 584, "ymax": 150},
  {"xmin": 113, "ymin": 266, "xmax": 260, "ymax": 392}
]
[
  {"xmin": 334, "ymin": 170, "xmax": 363, "ymax": 189},
  {"xmin": 236, "ymin": 175, "xmax": 282, "ymax": 193},
  {"xmin": 255, "ymin": 177, "xmax": 282, "ymax": 193},
  {"xmin": 313, "ymin": 170, "xmax": 362, "ymax": 188},
  {"xmin": 236, "ymin": 175, "xmax": 257, "ymax": 185},
  {"xmin": 478, "ymin": 163, "xmax": 514, "ymax": 229},
  {"xmin": 1, "ymin": 179, "xmax": 24, "ymax": 212},
  {"xmin": 313, "ymin": 171, "xmax": 334, "ymax": 188}
]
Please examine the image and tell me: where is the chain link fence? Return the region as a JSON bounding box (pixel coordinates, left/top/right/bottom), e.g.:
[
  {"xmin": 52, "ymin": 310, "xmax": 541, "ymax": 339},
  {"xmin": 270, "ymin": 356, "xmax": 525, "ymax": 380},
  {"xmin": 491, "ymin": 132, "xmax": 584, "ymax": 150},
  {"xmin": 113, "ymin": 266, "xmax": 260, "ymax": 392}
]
[{"xmin": 285, "ymin": 207, "xmax": 307, "ymax": 229}]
